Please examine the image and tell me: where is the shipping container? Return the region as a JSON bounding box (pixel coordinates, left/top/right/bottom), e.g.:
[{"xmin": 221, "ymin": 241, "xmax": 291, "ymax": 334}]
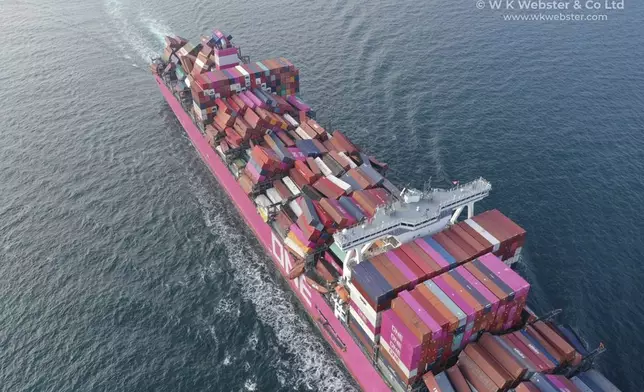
[
  {"xmin": 457, "ymin": 351, "xmax": 500, "ymax": 392},
  {"xmin": 464, "ymin": 343, "xmax": 513, "ymax": 390},
  {"xmin": 446, "ymin": 365, "xmax": 473, "ymax": 392},
  {"xmin": 478, "ymin": 333, "xmax": 527, "ymax": 381},
  {"xmin": 421, "ymin": 236, "xmax": 458, "ymax": 266}
]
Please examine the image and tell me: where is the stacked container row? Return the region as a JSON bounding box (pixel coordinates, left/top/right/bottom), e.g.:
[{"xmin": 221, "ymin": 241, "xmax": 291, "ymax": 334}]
[{"xmin": 349, "ymin": 252, "xmax": 531, "ymax": 389}]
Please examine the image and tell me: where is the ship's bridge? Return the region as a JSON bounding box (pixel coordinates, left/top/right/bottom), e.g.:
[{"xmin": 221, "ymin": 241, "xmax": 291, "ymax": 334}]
[{"xmin": 333, "ymin": 178, "xmax": 491, "ymax": 277}]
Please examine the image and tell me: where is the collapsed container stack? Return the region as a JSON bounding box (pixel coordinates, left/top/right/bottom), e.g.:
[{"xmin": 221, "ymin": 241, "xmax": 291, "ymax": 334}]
[
  {"xmin": 161, "ymin": 30, "xmax": 300, "ymax": 125},
  {"xmin": 348, "ymin": 250, "xmax": 531, "ymax": 389},
  {"xmin": 189, "ymin": 58, "xmax": 300, "ymax": 123},
  {"xmin": 419, "ymin": 328, "xmax": 621, "ymax": 392}
]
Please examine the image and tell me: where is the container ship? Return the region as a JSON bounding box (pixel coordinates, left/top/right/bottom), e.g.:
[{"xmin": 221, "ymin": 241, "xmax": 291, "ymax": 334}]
[{"xmin": 151, "ymin": 30, "xmax": 622, "ymax": 392}]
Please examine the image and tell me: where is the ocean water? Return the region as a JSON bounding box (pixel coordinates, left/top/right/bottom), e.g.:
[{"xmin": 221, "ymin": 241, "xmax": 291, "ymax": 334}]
[{"xmin": 0, "ymin": 0, "xmax": 642, "ymax": 391}]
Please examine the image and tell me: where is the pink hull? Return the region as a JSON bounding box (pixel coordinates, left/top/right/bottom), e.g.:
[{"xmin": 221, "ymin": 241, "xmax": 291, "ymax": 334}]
[{"xmin": 155, "ymin": 76, "xmax": 390, "ymax": 392}]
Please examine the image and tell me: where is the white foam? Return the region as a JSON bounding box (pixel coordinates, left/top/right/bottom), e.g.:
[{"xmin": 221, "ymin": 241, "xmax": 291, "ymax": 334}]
[
  {"xmin": 243, "ymin": 379, "xmax": 257, "ymax": 391},
  {"xmin": 141, "ymin": 15, "xmax": 174, "ymax": 44},
  {"xmin": 103, "ymin": 0, "xmax": 173, "ymax": 62},
  {"xmin": 185, "ymin": 172, "xmax": 357, "ymax": 392}
]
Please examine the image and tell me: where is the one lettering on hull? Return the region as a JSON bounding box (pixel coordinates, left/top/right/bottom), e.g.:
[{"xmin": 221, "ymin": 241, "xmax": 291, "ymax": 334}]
[{"xmin": 271, "ymin": 233, "xmax": 312, "ymax": 307}]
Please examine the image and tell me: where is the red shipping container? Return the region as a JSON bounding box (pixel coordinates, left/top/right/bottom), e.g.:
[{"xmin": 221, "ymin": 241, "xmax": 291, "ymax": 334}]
[
  {"xmin": 458, "ymin": 351, "xmax": 500, "ymax": 392},
  {"xmin": 368, "ymin": 187, "xmax": 392, "ymax": 205},
  {"xmin": 215, "ymin": 98, "xmax": 232, "ymax": 114},
  {"xmin": 234, "ymin": 117, "xmax": 253, "ymax": 140},
  {"xmin": 351, "ymin": 191, "xmax": 377, "ymax": 217},
  {"xmin": 294, "ymin": 160, "xmax": 318, "ymax": 184},
  {"xmin": 273, "ymin": 180, "xmax": 292, "ymax": 201},
  {"xmin": 299, "ymin": 122, "xmax": 319, "ymax": 139},
  {"xmin": 319, "ymin": 198, "xmax": 348, "ymax": 227},
  {"xmin": 312, "ymin": 200, "xmax": 335, "ymax": 229},
  {"xmin": 328, "ymin": 198, "xmax": 357, "ymax": 227},
  {"xmin": 243, "ymin": 107, "xmax": 263, "ymax": 130},
  {"xmin": 515, "ymin": 382, "xmax": 540, "ymax": 392},
  {"xmin": 289, "ymin": 168, "xmax": 309, "ymax": 189},
  {"xmin": 478, "ymin": 333, "xmax": 527, "ymax": 381},
  {"xmin": 347, "ymin": 168, "xmax": 372, "ymax": 189},
  {"xmin": 306, "ymin": 157, "xmax": 323, "ymax": 177},
  {"xmin": 441, "ymin": 273, "xmax": 485, "ymax": 332},
  {"xmin": 276, "ymin": 131, "xmax": 295, "ymax": 147},
  {"xmin": 322, "ymin": 139, "xmax": 336, "ymax": 152},
  {"xmin": 457, "ymin": 221, "xmax": 494, "ymax": 254},
  {"xmin": 433, "ymin": 231, "xmax": 469, "ymax": 264},
  {"xmin": 525, "ymin": 325, "xmax": 566, "ymax": 365},
  {"xmin": 443, "ymin": 226, "xmax": 478, "ymax": 259},
  {"xmin": 306, "ymin": 118, "xmax": 327, "ymax": 138},
  {"xmin": 391, "ymin": 248, "xmax": 428, "ymax": 281},
  {"xmin": 331, "ymin": 130, "xmax": 359, "ymax": 153},
  {"xmin": 464, "ymin": 343, "xmax": 513, "ymax": 390},
  {"xmin": 313, "ymin": 177, "xmax": 345, "ymax": 199},
  {"xmin": 329, "ymin": 151, "xmax": 351, "ymax": 170},
  {"xmin": 370, "ymin": 259, "xmax": 405, "ymax": 295},
  {"xmin": 230, "ymin": 94, "xmax": 248, "ymax": 113},
  {"xmin": 472, "ymin": 210, "xmax": 526, "ymax": 262},
  {"xmin": 446, "ymin": 365, "xmax": 472, "ymax": 392},
  {"xmin": 532, "ymin": 321, "xmax": 576, "ymax": 363},
  {"xmin": 400, "ymin": 242, "xmax": 442, "ymax": 278},
  {"xmin": 226, "ymin": 96, "xmax": 242, "ymax": 114},
  {"xmin": 296, "ymin": 215, "xmax": 320, "ymax": 241},
  {"xmin": 224, "ymin": 127, "xmax": 242, "ymax": 147},
  {"xmin": 311, "ymin": 139, "xmax": 328, "ymax": 154}
]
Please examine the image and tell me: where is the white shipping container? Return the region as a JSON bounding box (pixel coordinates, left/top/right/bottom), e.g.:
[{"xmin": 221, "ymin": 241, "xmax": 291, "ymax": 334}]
[
  {"xmin": 283, "ymin": 113, "xmax": 299, "ymax": 127},
  {"xmin": 346, "ymin": 281, "xmax": 380, "ymax": 327},
  {"xmin": 464, "ymin": 219, "xmax": 501, "ymax": 252},
  {"xmin": 295, "ymin": 126, "xmax": 313, "ymax": 140},
  {"xmin": 214, "ymin": 54, "xmax": 240, "ymax": 67},
  {"xmin": 349, "ymin": 307, "xmax": 377, "ymax": 342},
  {"xmin": 339, "ymin": 152, "xmax": 357, "ymax": 168},
  {"xmin": 326, "ymin": 175, "xmax": 352, "ymax": 193},
  {"xmin": 194, "ymin": 57, "xmax": 206, "ymax": 69},
  {"xmin": 289, "ymin": 199, "xmax": 303, "ymax": 217},
  {"xmin": 265, "ymin": 188, "xmax": 283, "ymax": 204},
  {"xmin": 215, "ymin": 146, "xmax": 226, "ymax": 160},
  {"xmin": 235, "ymin": 65, "xmax": 250, "ymax": 78},
  {"xmin": 380, "ymin": 339, "xmax": 419, "ymax": 379},
  {"xmin": 254, "ymin": 195, "xmax": 272, "ymax": 208},
  {"xmin": 315, "ymin": 157, "xmax": 334, "ymax": 177},
  {"xmin": 282, "ymin": 177, "xmax": 301, "ymax": 196}
]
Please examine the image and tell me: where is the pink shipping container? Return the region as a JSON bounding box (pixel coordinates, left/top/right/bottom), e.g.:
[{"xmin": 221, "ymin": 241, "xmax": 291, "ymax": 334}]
[
  {"xmin": 478, "ymin": 253, "xmax": 530, "ymax": 328},
  {"xmin": 456, "ymin": 266, "xmax": 502, "ymax": 328},
  {"xmin": 399, "ymin": 291, "xmax": 445, "ymax": 357},
  {"xmin": 383, "ymin": 252, "xmax": 421, "ymax": 286},
  {"xmin": 414, "ymin": 238, "xmax": 451, "ymax": 271},
  {"xmin": 380, "ymin": 309, "xmax": 424, "ymax": 376},
  {"xmin": 433, "ymin": 276, "xmax": 476, "ymax": 346}
]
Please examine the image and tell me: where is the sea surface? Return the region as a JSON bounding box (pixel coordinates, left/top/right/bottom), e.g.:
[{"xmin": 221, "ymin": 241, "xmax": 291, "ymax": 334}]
[{"xmin": 1, "ymin": 0, "xmax": 642, "ymax": 391}]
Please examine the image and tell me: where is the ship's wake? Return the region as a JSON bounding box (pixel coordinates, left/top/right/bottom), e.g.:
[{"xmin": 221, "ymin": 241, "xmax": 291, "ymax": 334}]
[
  {"xmin": 103, "ymin": 0, "xmax": 172, "ymax": 63},
  {"xmin": 189, "ymin": 177, "xmax": 357, "ymax": 392}
]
